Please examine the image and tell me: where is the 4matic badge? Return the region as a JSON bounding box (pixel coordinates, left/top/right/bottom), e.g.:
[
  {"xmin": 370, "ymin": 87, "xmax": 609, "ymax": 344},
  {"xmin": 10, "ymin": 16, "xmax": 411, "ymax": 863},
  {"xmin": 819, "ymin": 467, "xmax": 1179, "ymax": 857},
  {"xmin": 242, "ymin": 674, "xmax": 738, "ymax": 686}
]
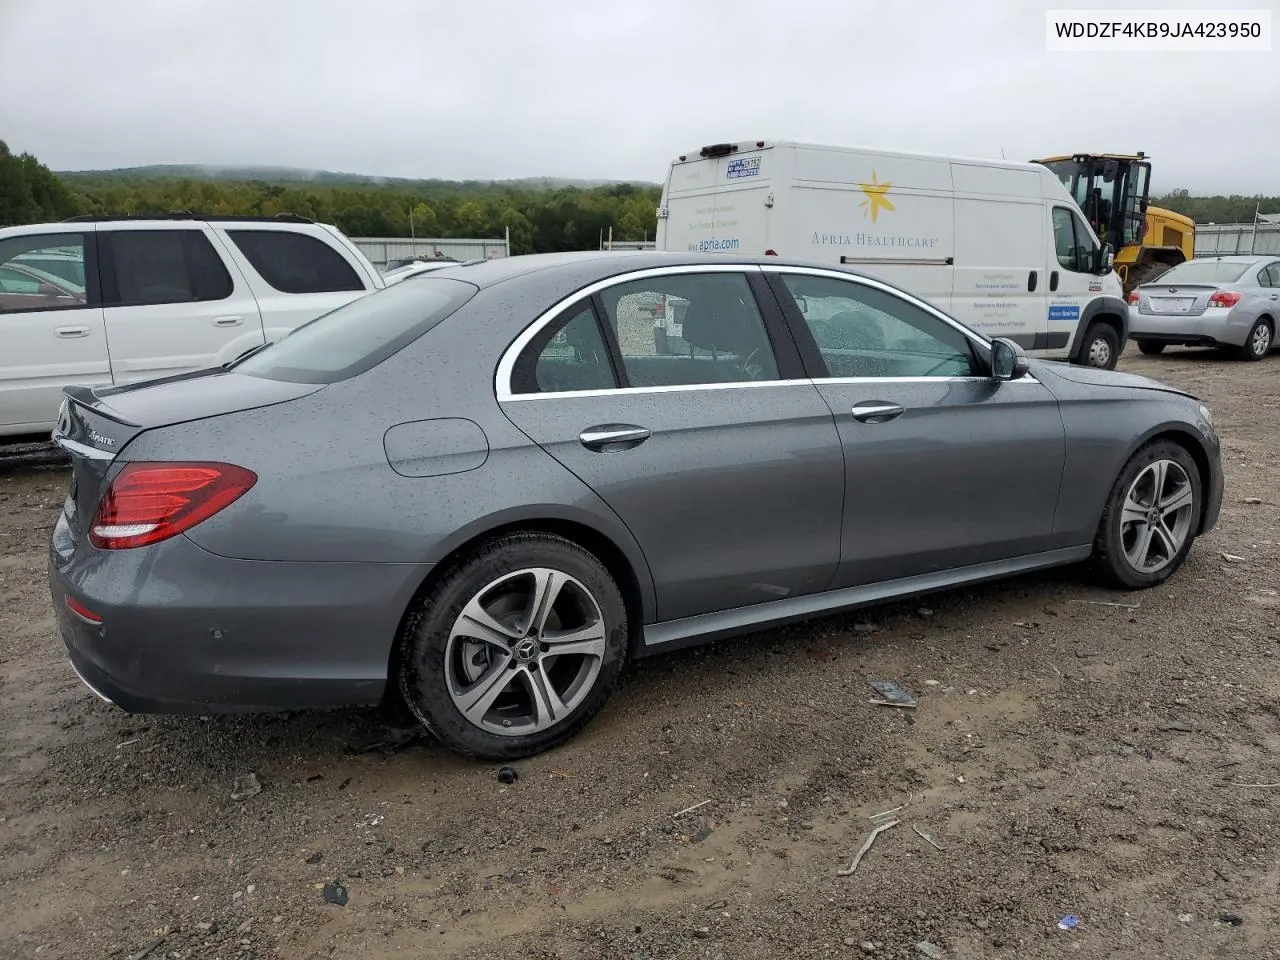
[{"xmin": 88, "ymin": 430, "xmax": 115, "ymax": 447}]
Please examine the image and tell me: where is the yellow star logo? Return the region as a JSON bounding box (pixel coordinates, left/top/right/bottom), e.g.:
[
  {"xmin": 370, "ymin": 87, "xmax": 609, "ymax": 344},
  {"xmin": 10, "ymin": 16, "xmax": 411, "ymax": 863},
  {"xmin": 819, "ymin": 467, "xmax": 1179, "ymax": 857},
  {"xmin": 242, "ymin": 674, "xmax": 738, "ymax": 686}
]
[{"xmin": 858, "ymin": 170, "xmax": 895, "ymax": 223}]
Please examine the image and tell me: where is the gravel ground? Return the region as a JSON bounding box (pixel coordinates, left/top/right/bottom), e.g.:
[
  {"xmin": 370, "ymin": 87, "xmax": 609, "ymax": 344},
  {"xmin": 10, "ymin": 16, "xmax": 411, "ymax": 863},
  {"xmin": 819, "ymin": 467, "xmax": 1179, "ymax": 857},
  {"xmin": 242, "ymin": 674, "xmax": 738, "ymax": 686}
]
[{"xmin": 2, "ymin": 346, "xmax": 1278, "ymax": 960}]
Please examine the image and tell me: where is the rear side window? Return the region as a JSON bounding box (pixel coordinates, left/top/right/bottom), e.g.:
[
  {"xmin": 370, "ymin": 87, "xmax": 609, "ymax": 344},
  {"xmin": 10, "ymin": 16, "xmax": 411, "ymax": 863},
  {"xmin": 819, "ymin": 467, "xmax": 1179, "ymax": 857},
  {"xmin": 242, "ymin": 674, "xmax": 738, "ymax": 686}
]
[
  {"xmin": 232, "ymin": 276, "xmax": 477, "ymax": 383},
  {"xmin": 103, "ymin": 230, "xmax": 233, "ymax": 306},
  {"xmin": 227, "ymin": 230, "xmax": 365, "ymax": 294},
  {"xmin": 1156, "ymin": 260, "xmax": 1252, "ymax": 284}
]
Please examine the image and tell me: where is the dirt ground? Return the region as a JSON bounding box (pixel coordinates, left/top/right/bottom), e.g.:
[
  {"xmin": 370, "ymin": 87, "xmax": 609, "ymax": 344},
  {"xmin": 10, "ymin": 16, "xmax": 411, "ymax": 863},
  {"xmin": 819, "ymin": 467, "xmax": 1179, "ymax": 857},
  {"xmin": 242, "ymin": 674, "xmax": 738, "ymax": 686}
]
[{"xmin": 2, "ymin": 346, "xmax": 1278, "ymax": 960}]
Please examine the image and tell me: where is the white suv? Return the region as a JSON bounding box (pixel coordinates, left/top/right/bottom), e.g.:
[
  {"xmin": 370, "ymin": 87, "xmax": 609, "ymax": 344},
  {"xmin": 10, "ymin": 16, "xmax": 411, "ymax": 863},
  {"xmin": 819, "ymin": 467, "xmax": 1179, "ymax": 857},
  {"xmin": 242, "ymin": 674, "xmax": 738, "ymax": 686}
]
[{"xmin": 0, "ymin": 214, "xmax": 385, "ymax": 440}]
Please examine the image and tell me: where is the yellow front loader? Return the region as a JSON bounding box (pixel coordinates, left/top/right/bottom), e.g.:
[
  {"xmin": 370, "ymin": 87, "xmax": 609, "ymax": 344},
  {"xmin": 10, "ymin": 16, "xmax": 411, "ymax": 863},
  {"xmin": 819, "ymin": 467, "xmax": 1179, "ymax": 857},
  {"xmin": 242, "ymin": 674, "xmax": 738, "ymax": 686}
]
[{"xmin": 1033, "ymin": 152, "xmax": 1196, "ymax": 296}]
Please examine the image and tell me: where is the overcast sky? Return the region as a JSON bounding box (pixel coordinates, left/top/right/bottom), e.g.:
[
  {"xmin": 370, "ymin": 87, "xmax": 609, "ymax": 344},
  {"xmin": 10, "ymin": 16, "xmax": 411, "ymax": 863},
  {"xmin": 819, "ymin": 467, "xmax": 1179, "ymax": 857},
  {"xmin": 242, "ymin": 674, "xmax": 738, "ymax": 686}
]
[{"xmin": 1, "ymin": 0, "xmax": 1276, "ymax": 194}]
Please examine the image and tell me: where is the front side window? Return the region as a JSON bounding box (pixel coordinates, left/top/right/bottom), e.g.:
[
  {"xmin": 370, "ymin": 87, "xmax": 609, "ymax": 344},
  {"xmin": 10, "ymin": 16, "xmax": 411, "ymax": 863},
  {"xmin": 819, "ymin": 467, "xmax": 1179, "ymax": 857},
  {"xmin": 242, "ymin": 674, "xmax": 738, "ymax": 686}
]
[
  {"xmin": 227, "ymin": 230, "xmax": 365, "ymax": 294},
  {"xmin": 777, "ymin": 273, "xmax": 977, "ymax": 378},
  {"xmin": 104, "ymin": 230, "xmax": 234, "ymax": 306},
  {"xmin": 596, "ymin": 272, "xmax": 780, "ymax": 387},
  {"xmin": 233, "ymin": 276, "xmax": 477, "ymax": 383},
  {"xmin": 1053, "ymin": 207, "xmax": 1097, "ymax": 274},
  {"xmin": 510, "ymin": 301, "xmax": 618, "ymax": 395},
  {"xmin": 0, "ymin": 233, "xmax": 90, "ymax": 314}
]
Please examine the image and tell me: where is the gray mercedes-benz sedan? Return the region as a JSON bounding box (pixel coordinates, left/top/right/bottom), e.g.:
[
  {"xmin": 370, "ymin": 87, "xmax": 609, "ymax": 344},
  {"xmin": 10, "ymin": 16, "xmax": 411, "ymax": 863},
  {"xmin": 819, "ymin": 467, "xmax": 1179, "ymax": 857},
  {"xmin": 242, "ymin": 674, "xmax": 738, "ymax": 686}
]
[{"xmin": 48, "ymin": 251, "xmax": 1224, "ymax": 759}]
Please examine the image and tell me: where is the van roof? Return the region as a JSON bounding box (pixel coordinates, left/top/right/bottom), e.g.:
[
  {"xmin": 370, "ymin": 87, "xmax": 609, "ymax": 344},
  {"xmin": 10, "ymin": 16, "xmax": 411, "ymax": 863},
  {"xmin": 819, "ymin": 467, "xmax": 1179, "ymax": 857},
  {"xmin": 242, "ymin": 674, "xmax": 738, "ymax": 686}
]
[{"xmin": 674, "ymin": 139, "xmax": 1053, "ymax": 175}]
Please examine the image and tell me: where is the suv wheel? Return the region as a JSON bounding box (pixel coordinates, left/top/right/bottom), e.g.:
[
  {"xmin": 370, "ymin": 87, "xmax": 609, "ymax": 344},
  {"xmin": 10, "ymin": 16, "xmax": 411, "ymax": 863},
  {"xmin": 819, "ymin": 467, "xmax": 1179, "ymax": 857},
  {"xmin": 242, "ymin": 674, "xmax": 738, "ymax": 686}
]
[{"xmin": 398, "ymin": 533, "xmax": 628, "ymax": 759}]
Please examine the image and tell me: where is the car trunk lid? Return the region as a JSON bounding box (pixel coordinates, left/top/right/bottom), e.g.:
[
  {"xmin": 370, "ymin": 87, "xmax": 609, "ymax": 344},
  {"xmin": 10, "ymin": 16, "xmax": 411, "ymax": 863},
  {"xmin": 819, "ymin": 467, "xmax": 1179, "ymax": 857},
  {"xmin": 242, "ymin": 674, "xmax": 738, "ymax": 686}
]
[
  {"xmin": 1138, "ymin": 283, "xmax": 1221, "ymax": 318},
  {"xmin": 52, "ymin": 369, "xmax": 323, "ymax": 546}
]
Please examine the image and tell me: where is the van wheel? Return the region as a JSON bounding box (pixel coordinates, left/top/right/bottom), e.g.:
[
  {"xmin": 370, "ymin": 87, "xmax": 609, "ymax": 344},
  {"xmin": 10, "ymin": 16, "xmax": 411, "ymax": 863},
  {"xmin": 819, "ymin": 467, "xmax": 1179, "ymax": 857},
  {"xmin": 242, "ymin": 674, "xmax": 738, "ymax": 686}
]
[
  {"xmin": 1079, "ymin": 323, "xmax": 1120, "ymax": 370},
  {"xmin": 1136, "ymin": 340, "xmax": 1166, "ymax": 355},
  {"xmin": 397, "ymin": 532, "xmax": 629, "ymax": 760}
]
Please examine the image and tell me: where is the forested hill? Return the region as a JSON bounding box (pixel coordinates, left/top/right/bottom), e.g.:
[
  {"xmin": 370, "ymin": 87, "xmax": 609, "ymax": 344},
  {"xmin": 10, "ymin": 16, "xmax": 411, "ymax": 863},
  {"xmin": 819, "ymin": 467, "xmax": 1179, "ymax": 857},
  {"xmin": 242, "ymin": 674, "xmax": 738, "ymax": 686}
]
[{"xmin": 2, "ymin": 141, "xmax": 1276, "ymax": 255}]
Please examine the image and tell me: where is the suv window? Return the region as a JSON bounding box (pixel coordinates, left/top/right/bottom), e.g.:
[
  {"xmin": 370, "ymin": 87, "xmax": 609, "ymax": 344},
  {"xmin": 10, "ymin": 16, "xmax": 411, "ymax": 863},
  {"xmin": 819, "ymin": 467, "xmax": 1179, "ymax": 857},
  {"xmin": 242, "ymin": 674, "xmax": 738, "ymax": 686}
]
[
  {"xmin": 511, "ymin": 301, "xmax": 618, "ymax": 395},
  {"xmin": 0, "ymin": 233, "xmax": 91, "ymax": 314},
  {"xmin": 777, "ymin": 273, "xmax": 977, "ymax": 378},
  {"xmin": 103, "ymin": 230, "xmax": 233, "ymax": 306},
  {"xmin": 596, "ymin": 273, "xmax": 780, "ymax": 387},
  {"xmin": 227, "ymin": 230, "xmax": 364, "ymax": 294},
  {"xmin": 233, "ymin": 276, "xmax": 477, "ymax": 384},
  {"xmin": 1052, "ymin": 207, "xmax": 1097, "ymax": 274}
]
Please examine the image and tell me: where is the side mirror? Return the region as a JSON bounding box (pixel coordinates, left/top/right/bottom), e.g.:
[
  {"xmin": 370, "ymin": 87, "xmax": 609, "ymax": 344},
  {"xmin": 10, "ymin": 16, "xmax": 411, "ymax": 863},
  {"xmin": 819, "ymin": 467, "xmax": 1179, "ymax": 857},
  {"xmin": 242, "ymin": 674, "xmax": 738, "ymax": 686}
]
[
  {"xmin": 1095, "ymin": 243, "xmax": 1114, "ymax": 275},
  {"xmin": 990, "ymin": 337, "xmax": 1031, "ymax": 381}
]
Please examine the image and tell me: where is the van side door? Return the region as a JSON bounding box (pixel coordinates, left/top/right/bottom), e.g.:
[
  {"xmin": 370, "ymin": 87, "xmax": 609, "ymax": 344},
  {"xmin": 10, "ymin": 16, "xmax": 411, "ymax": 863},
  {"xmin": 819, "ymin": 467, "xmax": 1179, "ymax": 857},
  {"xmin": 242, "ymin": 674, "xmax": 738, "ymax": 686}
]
[
  {"xmin": 0, "ymin": 227, "xmax": 110, "ymax": 434},
  {"xmin": 99, "ymin": 223, "xmax": 266, "ymax": 384},
  {"xmin": 1048, "ymin": 205, "xmax": 1104, "ymax": 357}
]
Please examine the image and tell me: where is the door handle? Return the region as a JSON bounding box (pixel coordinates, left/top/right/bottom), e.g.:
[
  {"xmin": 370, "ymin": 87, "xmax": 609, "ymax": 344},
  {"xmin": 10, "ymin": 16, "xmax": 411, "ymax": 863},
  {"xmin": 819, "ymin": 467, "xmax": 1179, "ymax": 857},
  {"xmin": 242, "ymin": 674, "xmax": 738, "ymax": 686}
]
[
  {"xmin": 213, "ymin": 315, "xmax": 244, "ymax": 327},
  {"xmin": 1028, "ymin": 270, "xmax": 1038, "ymax": 292},
  {"xmin": 55, "ymin": 326, "xmax": 90, "ymax": 338},
  {"xmin": 579, "ymin": 424, "xmax": 651, "ymax": 450},
  {"xmin": 1050, "ymin": 271, "xmax": 1060, "ymax": 292},
  {"xmin": 851, "ymin": 402, "xmax": 905, "ymax": 423}
]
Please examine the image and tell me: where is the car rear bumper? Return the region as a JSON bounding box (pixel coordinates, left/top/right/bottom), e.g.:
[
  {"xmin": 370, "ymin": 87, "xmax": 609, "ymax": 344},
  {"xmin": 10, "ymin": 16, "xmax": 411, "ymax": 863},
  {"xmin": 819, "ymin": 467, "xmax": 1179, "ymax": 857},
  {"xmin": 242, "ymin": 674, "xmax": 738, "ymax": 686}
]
[
  {"xmin": 48, "ymin": 519, "xmax": 431, "ymax": 714},
  {"xmin": 1128, "ymin": 307, "xmax": 1251, "ymax": 348}
]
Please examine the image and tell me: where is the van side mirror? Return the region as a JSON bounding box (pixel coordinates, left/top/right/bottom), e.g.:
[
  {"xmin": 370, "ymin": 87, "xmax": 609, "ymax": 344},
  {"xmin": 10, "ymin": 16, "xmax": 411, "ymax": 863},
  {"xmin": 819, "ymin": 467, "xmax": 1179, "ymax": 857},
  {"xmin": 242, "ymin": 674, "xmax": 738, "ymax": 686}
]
[
  {"xmin": 1094, "ymin": 243, "xmax": 1114, "ymax": 275},
  {"xmin": 990, "ymin": 337, "xmax": 1030, "ymax": 381}
]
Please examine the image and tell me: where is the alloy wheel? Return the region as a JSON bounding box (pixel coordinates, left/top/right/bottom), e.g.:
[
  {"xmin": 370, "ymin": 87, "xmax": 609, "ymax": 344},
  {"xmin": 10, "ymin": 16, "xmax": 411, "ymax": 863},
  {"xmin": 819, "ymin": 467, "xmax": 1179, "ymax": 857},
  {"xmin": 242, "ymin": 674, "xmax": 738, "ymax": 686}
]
[
  {"xmin": 1120, "ymin": 459, "xmax": 1195, "ymax": 574},
  {"xmin": 444, "ymin": 568, "xmax": 606, "ymax": 736}
]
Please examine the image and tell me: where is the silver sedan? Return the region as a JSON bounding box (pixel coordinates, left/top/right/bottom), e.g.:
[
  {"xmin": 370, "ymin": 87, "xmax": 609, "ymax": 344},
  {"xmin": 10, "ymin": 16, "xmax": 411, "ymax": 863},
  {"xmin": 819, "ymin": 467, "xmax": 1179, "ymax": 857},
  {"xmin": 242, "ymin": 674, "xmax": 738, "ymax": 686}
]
[{"xmin": 1128, "ymin": 255, "xmax": 1280, "ymax": 361}]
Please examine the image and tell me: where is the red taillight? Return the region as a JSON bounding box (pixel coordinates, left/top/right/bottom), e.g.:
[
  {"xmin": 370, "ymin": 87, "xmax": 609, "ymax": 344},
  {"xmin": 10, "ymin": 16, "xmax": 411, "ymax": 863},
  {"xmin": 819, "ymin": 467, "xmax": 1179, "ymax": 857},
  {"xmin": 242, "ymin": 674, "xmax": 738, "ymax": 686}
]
[
  {"xmin": 1208, "ymin": 291, "xmax": 1242, "ymax": 308},
  {"xmin": 89, "ymin": 462, "xmax": 257, "ymax": 550},
  {"xmin": 66, "ymin": 596, "xmax": 102, "ymax": 624},
  {"xmin": 1127, "ymin": 290, "xmax": 1139, "ymax": 305}
]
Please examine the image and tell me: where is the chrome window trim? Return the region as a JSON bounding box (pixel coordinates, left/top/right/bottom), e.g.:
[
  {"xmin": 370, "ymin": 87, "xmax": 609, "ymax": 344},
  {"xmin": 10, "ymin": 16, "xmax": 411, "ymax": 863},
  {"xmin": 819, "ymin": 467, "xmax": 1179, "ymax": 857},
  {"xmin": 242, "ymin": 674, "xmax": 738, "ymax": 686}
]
[{"xmin": 495, "ymin": 262, "xmax": 1016, "ymax": 402}]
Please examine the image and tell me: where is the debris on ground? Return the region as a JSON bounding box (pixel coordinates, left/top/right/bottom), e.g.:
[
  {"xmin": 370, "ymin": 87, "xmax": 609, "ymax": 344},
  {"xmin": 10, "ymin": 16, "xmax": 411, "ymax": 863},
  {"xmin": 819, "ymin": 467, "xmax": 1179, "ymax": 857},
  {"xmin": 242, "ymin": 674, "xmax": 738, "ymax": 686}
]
[
  {"xmin": 230, "ymin": 773, "xmax": 262, "ymax": 801},
  {"xmin": 1057, "ymin": 914, "xmax": 1079, "ymax": 930},
  {"xmin": 867, "ymin": 679, "xmax": 917, "ymax": 709},
  {"xmin": 323, "ymin": 882, "xmax": 349, "ymax": 906},
  {"xmin": 1217, "ymin": 913, "xmax": 1244, "ymax": 926},
  {"xmin": 127, "ymin": 937, "xmax": 165, "ymax": 960},
  {"xmin": 915, "ymin": 941, "xmax": 944, "ymax": 958},
  {"xmin": 911, "ymin": 824, "xmax": 945, "ymax": 851},
  {"xmin": 1076, "ymin": 599, "xmax": 1140, "ymax": 610},
  {"xmin": 672, "ymin": 799, "xmax": 712, "ymax": 818},
  {"xmin": 346, "ymin": 724, "xmax": 424, "ymax": 754},
  {"xmin": 305, "ymin": 852, "xmax": 323, "ymax": 865},
  {"xmin": 1221, "ymin": 552, "xmax": 1247, "ymax": 563},
  {"xmin": 837, "ymin": 817, "xmax": 900, "ymax": 876},
  {"xmin": 1159, "ymin": 722, "xmax": 1194, "ymax": 733},
  {"xmin": 497, "ymin": 766, "xmax": 519, "ymax": 785}
]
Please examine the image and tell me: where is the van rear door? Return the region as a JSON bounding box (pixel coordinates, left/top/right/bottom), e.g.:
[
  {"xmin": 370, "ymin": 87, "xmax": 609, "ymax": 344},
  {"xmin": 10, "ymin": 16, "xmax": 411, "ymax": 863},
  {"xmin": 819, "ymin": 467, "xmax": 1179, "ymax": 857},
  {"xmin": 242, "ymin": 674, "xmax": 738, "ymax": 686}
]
[{"xmin": 658, "ymin": 144, "xmax": 773, "ymax": 256}]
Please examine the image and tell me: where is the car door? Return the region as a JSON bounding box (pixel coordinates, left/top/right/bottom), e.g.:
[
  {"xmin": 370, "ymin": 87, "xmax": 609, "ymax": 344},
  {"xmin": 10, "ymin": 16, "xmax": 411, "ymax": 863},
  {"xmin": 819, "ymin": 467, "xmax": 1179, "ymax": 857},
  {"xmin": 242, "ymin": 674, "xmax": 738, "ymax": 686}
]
[
  {"xmin": 0, "ymin": 228, "xmax": 110, "ymax": 434},
  {"xmin": 496, "ymin": 265, "xmax": 846, "ymax": 623},
  {"xmin": 762, "ymin": 266, "xmax": 1068, "ymax": 589},
  {"xmin": 99, "ymin": 223, "xmax": 265, "ymax": 384}
]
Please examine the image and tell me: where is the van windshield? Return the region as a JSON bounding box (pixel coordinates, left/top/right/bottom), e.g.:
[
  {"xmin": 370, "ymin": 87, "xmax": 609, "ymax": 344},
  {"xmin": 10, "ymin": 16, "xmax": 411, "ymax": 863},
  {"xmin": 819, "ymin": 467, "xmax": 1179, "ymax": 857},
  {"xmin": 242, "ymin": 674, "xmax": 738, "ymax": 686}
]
[
  {"xmin": 233, "ymin": 277, "xmax": 477, "ymax": 384},
  {"xmin": 1153, "ymin": 260, "xmax": 1253, "ymax": 285}
]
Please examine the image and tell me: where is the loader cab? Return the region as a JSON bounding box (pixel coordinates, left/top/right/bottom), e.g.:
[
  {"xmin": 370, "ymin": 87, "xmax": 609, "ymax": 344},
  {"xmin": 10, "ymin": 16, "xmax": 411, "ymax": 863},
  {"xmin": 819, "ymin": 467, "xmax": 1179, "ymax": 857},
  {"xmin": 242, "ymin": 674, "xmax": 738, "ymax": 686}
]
[{"xmin": 1035, "ymin": 154, "xmax": 1151, "ymax": 252}]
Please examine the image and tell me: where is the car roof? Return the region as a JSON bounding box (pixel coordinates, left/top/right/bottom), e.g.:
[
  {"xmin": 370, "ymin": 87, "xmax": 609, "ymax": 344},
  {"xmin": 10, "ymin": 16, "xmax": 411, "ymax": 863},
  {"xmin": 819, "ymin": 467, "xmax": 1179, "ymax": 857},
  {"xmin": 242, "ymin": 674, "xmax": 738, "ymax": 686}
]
[{"xmin": 417, "ymin": 250, "xmax": 871, "ymax": 289}]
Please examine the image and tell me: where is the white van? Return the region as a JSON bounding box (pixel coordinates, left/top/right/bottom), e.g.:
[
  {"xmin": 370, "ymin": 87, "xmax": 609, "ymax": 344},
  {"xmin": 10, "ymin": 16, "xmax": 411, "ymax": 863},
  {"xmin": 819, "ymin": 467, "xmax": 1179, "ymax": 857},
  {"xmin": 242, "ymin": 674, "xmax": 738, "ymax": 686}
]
[{"xmin": 655, "ymin": 140, "xmax": 1128, "ymax": 368}]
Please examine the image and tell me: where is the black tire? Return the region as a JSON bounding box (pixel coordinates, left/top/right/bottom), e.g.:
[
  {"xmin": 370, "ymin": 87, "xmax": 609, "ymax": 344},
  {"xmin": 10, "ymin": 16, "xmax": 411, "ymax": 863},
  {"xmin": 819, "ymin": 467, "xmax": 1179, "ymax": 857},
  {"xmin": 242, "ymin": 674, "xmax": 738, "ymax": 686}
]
[
  {"xmin": 1078, "ymin": 322, "xmax": 1121, "ymax": 370},
  {"xmin": 1239, "ymin": 318, "xmax": 1273, "ymax": 362},
  {"xmin": 397, "ymin": 532, "xmax": 628, "ymax": 760},
  {"xmin": 1094, "ymin": 440, "xmax": 1202, "ymax": 590},
  {"xmin": 1136, "ymin": 340, "xmax": 1166, "ymax": 356},
  {"xmin": 1124, "ymin": 258, "xmax": 1175, "ymax": 295}
]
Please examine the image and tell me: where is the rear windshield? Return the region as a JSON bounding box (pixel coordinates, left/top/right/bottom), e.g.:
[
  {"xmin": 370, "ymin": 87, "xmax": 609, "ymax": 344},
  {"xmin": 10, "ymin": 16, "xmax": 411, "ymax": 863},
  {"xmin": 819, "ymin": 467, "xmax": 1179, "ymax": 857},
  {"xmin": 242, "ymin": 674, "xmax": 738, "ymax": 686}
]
[
  {"xmin": 1154, "ymin": 260, "xmax": 1253, "ymax": 285},
  {"xmin": 232, "ymin": 276, "xmax": 477, "ymax": 383}
]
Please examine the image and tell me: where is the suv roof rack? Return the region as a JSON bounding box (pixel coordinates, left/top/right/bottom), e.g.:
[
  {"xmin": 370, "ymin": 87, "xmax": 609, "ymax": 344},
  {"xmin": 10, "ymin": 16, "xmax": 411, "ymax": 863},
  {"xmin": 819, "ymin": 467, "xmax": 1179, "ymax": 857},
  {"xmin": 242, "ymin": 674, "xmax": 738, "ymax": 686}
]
[{"xmin": 62, "ymin": 212, "xmax": 315, "ymax": 224}]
